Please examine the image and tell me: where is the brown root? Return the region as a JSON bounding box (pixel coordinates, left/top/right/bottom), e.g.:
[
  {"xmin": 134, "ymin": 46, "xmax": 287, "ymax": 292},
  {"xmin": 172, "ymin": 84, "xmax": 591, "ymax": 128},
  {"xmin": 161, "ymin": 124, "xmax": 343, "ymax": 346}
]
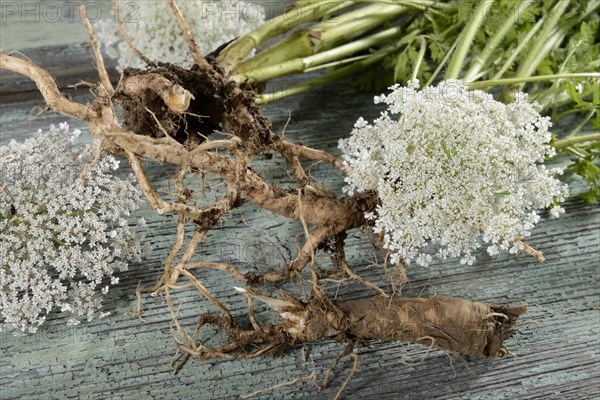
[
  {"xmin": 112, "ymin": 0, "xmax": 155, "ymax": 67},
  {"xmin": 172, "ymin": 289, "xmax": 527, "ymax": 360},
  {"xmin": 0, "ymin": 51, "xmax": 96, "ymax": 122},
  {"xmin": 113, "ymin": 54, "xmax": 274, "ymax": 149},
  {"xmin": 166, "ymin": 290, "xmax": 525, "ymax": 397},
  {"xmin": 119, "ymin": 73, "xmax": 194, "ymax": 115},
  {"xmin": 79, "ymin": 4, "xmax": 113, "ymax": 97},
  {"xmin": 293, "ymin": 295, "xmax": 528, "ymax": 359},
  {"xmin": 1, "ymin": 8, "xmax": 532, "ymax": 397},
  {"xmin": 167, "ymin": 0, "xmax": 212, "ymax": 70}
]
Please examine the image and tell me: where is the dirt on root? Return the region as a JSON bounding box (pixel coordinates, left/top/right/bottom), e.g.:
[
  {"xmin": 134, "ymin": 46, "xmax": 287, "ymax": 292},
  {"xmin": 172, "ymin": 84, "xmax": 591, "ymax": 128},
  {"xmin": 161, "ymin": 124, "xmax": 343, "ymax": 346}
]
[
  {"xmin": 115, "ymin": 62, "xmax": 273, "ymax": 149},
  {"xmin": 292, "ymin": 295, "xmax": 527, "ymax": 358}
]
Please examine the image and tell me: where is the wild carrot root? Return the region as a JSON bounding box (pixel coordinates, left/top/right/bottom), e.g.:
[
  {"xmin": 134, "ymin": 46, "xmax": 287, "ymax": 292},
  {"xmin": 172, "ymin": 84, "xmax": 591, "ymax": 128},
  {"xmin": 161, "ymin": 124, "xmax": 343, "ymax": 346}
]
[
  {"xmin": 291, "ymin": 295, "xmax": 527, "ymax": 358},
  {"xmin": 170, "ymin": 291, "xmax": 526, "ymax": 399},
  {"xmin": 0, "ymin": 4, "xmax": 529, "ymax": 397},
  {"xmin": 191, "ymin": 288, "xmax": 526, "ymax": 361}
]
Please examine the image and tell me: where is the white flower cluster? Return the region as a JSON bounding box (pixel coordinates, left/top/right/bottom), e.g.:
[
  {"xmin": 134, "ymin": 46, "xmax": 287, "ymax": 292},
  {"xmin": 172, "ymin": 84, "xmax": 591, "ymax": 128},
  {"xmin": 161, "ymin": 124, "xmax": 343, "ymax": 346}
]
[
  {"xmin": 339, "ymin": 80, "xmax": 568, "ymax": 267},
  {"xmin": 0, "ymin": 123, "xmax": 149, "ymax": 334},
  {"xmin": 94, "ymin": 0, "xmax": 265, "ymax": 71}
]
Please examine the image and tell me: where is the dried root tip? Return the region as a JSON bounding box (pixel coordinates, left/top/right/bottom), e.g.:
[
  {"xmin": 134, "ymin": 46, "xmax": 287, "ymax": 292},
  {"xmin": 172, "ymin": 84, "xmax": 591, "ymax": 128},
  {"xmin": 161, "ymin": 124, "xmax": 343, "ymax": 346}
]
[
  {"xmin": 119, "ymin": 73, "xmax": 194, "ymax": 114},
  {"xmin": 486, "ymin": 312, "xmax": 509, "ymax": 320},
  {"xmin": 486, "ymin": 303, "xmax": 528, "ymax": 357},
  {"xmin": 233, "ymin": 287, "xmax": 299, "ymax": 312},
  {"xmin": 513, "ymin": 236, "xmax": 545, "ymax": 262}
]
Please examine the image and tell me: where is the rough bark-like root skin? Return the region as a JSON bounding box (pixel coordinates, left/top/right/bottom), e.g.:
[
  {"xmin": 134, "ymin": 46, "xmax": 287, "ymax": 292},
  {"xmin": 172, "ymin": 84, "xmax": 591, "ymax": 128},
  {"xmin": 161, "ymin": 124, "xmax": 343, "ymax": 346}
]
[{"xmin": 291, "ymin": 296, "xmax": 527, "ymax": 358}]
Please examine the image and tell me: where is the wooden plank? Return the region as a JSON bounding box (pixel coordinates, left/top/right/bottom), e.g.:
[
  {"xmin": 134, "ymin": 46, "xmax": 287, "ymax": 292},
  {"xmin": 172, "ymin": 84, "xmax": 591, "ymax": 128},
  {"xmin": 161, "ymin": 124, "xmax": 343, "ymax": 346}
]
[
  {"xmin": 1, "ymin": 75, "xmax": 598, "ymax": 399},
  {"xmin": 0, "ymin": 0, "xmax": 116, "ymax": 101},
  {"xmin": 0, "ymin": 43, "xmax": 119, "ymax": 102},
  {"xmin": 0, "ymin": 0, "xmax": 113, "ymax": 50}
]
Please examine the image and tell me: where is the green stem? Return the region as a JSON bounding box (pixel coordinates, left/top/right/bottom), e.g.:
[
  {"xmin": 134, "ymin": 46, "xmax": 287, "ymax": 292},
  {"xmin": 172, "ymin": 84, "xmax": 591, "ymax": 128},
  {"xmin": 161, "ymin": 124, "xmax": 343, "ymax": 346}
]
[
  {"xmin": 463, "ymin": 0, "xmax": 535, "ymax": 82},
  {"xmin": 553, "ymin": 108, "xmax": 582, "ymax": 121},
  {"xmin": 232, "ymin": 26, "xmax": 405, "ymax": 84},
  {"xmin": 51, "ymin": 235, "xmax": 67, "ymax": 247},
  {"xmin": 568, "ymin": 108, "xmax": 597, "ymax": 138},
  {"xmin": 305, "ymin": 54, "xmax": 371, "ymax": 71},
  {"xmin": 424, "ymin": 38, "xmax": 458, "ymax": 88},
  {"xmin": 513, "ymin": 0, "xmax": 570, "ymax": 82},
  {"xmin": 445, "ymin": 0, "xmax": 494, "ymax": 80},
  {"xmin": 502, "ymin": 0, "xmax": 599, "ymax": 88},
  {"xmin": 554, "ymin": 133, "xmax": 600, "ymax": 150},
  {"xmin": 411, "ymin": 36, "xmax": 427, "ymax": 81},
  {"xmin": 234, "ymin": 2, "xmax": 412, "ymax": 75},
  {"xmin": 492, "ymin": 16, "xmax": 544, "ymax": 81},
  {"xmin": 564, "ymin": 146, "xmax": 589, "ymax": 158},
  {"xmin": 216, "ymin": 0, "xmax": 357, "ymax": 73},
  {"xmin": 257, "ymin": 39, "xmax": 406, "ymax": 104},
  {"xmin": 467, "ymin": 73, "xmax": 600, "ymax": 89}
]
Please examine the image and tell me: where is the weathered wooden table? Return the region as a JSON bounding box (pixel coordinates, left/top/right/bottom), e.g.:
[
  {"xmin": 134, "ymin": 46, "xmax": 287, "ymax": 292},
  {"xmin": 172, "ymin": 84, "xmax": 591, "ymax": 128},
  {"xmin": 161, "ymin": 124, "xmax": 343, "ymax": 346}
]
[{"xmin": 1, "ymin": 3, "xmax": 598, "ymax": 399}]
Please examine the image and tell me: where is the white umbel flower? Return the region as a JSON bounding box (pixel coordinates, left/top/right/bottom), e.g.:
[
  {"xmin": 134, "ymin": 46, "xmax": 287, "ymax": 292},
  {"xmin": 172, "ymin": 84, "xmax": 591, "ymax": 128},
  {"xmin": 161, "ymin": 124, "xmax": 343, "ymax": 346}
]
[
  {"xmin": 95, "ymin": 0, "xmax": 265, "ymax": 71},
  {"xmin": 339, "ymin": 80, "xmax": 568, "ymax": 267},
  {"xmin": 0, "ymin": 123, "xmax": 148, "ymax": 334}
]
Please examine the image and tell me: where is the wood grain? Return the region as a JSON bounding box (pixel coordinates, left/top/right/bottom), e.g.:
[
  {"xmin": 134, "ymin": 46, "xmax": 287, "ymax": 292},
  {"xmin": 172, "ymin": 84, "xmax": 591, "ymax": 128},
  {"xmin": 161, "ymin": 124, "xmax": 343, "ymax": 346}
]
[{"xmin": 1, "ymin": 49, "xmax": 599, "ymax": 400}]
